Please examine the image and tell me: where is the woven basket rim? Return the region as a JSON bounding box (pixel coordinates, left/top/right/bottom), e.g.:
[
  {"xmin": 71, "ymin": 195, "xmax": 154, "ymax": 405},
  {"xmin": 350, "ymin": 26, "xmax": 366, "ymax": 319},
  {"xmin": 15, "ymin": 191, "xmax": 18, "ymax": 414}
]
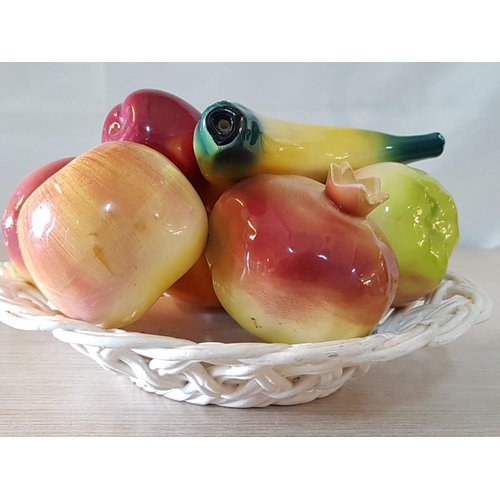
[{"xmin": 0, "ymin": 260, "xmax": 493, "ymax": 366}]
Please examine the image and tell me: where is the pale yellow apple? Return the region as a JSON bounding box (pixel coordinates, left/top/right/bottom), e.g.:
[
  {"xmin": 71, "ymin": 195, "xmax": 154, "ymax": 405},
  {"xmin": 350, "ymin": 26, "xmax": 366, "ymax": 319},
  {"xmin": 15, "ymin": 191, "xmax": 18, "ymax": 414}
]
[{"xmin": 18, "ymin": 142, "xmax": 208, "ymax": 328}]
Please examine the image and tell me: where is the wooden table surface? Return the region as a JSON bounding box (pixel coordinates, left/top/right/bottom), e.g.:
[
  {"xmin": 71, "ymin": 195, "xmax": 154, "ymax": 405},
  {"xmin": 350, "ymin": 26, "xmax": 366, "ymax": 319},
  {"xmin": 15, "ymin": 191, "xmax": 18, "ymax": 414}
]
[{"xmin": 0, "ymin": 247, "xmax": 498, "ymax": 436}]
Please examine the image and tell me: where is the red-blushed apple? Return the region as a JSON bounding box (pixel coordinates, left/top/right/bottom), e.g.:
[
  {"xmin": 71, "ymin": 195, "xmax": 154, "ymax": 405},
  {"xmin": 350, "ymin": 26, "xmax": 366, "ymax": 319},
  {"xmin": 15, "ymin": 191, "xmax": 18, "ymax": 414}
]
[
  {"xmin": 102, "ymin": 88, "xmax": 207, "ymax": 191},
  {"xmin": 206, "ymin": 165, "xmax": 399, "ymax": 343},
  {"xmin": 102, "ymin": 88, "xmax": 221, "ymax": 308},
  {"xmin": 2, "ymin": 157, "xmax": 74, "ymax": 279},
  {"xmin": 17, "ymin": 142, "xmax": 208, "ymax": 329}
]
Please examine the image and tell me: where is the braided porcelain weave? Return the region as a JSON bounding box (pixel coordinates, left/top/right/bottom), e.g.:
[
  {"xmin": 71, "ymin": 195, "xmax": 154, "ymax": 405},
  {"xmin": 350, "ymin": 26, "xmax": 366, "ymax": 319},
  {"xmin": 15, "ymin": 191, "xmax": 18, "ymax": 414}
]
[{"xmin": 0, "ymin": 261, "xmax": 492, "ymax": 407}]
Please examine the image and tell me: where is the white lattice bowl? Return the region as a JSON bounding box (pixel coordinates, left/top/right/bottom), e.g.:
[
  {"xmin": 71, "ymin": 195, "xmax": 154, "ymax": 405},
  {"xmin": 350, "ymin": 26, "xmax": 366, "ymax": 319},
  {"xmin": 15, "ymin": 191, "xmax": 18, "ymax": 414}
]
[{"xmin": 0, "ymin": 260, "xmax": 493, "ymax": 408}]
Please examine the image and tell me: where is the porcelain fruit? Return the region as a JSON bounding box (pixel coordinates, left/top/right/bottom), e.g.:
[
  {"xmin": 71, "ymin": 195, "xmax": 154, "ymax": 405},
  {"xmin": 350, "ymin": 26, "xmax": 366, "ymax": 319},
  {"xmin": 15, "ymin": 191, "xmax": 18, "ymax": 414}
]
[
  {"xmin": 17, "ymin": 142, "xmax": 208, "ymax": 328},
  {"xmin": 194, "ymin": 100, "xmax": 445, "ymax": 187},
  {"xmin": 206, "ymin": 164, "xmax": 399, "ymax": 343},
  {"xmin": 355, "ymin": 162, "xmax": 459, "ymax": 306},
  {"xmin": 2, "ymin": 157, "xmax": 74, "ymax": 280},
  {"xmin": 102, "ymin": 88, "xmax": 207, "ymax": 190}
]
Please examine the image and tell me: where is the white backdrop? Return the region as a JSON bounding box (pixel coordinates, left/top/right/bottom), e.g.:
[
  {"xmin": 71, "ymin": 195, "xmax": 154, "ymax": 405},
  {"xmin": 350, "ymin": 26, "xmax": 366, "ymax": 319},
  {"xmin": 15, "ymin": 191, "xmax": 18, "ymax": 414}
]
[{"xmin": 1, "ymin": 62, "xmax": 499, "ymax": 248}]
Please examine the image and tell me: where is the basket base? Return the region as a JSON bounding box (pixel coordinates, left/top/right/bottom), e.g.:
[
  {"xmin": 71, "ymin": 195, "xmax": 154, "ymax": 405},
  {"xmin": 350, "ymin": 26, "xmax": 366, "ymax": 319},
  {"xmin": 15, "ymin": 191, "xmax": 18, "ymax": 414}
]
[
  {"xmin": 69, "ymin": 341, "xmax": 373, "ymax": 408},
  {"xmin": 128, "ymin": 363, "xmax": 372, "ymax": 408}
]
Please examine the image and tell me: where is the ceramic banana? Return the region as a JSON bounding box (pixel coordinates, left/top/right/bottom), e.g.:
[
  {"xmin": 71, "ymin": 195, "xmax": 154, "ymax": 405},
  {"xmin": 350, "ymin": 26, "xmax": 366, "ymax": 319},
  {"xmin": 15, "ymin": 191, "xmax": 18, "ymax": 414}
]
[{"xmin": 193, "ymin": 101, "xmax": 445, "ymax": 186}]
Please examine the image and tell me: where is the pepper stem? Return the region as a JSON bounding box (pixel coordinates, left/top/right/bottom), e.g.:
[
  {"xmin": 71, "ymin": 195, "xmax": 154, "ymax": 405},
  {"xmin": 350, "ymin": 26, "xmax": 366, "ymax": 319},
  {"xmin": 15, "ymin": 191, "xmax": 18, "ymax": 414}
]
[{"xmin": 325, "ymin": 162, "xmax": 389, "ymax": 217}]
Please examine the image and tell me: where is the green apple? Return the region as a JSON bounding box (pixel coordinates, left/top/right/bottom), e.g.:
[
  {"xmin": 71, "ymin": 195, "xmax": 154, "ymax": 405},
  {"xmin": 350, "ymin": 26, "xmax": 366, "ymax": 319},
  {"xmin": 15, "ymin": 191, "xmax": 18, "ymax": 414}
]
[{"xmin": 355, "ymin": 162, "xmax": 459, "ymax": 307}]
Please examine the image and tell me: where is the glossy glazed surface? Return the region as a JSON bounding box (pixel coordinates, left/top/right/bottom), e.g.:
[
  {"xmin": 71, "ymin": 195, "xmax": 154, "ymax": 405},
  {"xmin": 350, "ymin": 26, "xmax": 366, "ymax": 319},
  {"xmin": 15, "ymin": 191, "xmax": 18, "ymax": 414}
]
[
  {"xmin": 194, "ymin": 101, "xmax": 445, "ymax": 187},
  {"xmin": 17, "ymin": 142, "xmax": 208, "ymax": 328},
  {"xmin": 206, "ymin": 174, "xmax": 398, "ymax": 343},
  {"xmin": 102, "ymin": 88, "xmax": 207, "ymax": 191},
  {"xmin": 356, "ymin": 162, "xmax": 459, "ymax": 306},
  {"xmin": 2, "ymin": 157, "xmax": 74, "ymax": 279}
]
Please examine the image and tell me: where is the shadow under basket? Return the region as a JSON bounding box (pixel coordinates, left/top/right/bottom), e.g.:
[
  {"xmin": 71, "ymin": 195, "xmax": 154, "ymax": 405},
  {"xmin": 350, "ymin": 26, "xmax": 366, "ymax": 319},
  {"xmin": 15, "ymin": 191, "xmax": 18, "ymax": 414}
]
[{"xmin": 0, "ymin": 261, "xmax": 493, "ymax": 408}]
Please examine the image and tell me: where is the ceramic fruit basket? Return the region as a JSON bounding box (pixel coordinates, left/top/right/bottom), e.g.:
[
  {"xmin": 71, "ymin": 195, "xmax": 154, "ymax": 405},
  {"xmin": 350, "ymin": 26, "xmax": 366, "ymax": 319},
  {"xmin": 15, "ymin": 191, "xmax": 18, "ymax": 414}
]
[
  {"xmin": 0, "ymin": 89, "xmax": 493, "ymax": 408},
  {"xmin": 0, "ymin": 262, "xmax": 492, "ymax": 408}
]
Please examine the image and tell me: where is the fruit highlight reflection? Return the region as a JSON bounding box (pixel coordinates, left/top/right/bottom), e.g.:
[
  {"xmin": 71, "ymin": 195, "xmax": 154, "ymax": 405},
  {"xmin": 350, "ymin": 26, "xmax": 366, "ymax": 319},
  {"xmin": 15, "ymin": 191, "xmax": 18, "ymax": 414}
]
[{"xmin": 194, "ymin": 101, "xmax": 445, "ymax": 187}]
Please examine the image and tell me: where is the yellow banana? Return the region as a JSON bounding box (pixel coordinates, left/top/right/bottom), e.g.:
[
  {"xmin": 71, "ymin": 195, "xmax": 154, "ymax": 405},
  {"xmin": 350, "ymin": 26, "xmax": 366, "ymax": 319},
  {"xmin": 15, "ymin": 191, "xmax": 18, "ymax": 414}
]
[{"xmin": 193, "ymin": 101, "xmax": 445, "ymax": 187}]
